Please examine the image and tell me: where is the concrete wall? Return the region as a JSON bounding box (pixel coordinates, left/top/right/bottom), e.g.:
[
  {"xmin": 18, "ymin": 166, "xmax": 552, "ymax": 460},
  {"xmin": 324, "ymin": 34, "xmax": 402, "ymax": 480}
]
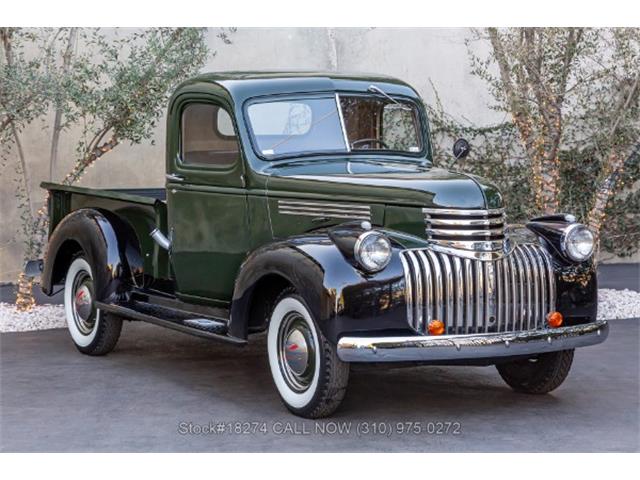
[{"xmin": 1, "ymin": 28, "xmax": 623, "ymax": 283}]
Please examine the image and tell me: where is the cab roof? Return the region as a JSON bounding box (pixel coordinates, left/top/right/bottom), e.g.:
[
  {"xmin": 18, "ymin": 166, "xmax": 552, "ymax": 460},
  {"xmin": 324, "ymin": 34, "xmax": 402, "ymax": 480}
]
[{"xmin": 171, "ymin": 71, "xmax": 422, "ymax": 106}]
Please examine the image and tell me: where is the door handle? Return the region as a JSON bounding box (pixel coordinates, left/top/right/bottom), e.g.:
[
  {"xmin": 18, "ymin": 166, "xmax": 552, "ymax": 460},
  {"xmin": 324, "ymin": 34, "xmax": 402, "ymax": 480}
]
[{"xmin": 166, "ymin": 173, "xmax": 184, "ymax": 182}]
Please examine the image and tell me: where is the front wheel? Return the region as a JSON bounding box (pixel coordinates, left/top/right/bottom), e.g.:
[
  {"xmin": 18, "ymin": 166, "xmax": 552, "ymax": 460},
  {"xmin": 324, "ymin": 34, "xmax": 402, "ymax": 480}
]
[
  {"xmin": 496, "ymin": 349, "xmax": 575, "ymax": 394},
  {"xmin": 267, "ymin": 290, "xmax": 349, "ymax": 418},
  {"xmin": 64, "ymin": 256, "xmax": 122, "ymax": 355}
]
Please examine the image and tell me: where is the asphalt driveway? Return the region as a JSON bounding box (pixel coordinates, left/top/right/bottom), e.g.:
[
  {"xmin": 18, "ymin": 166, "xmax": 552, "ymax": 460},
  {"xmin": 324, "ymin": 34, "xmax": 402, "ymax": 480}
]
[{"xmin": 1, "ymin": 318, "xmax": 638, "ymax": 452}]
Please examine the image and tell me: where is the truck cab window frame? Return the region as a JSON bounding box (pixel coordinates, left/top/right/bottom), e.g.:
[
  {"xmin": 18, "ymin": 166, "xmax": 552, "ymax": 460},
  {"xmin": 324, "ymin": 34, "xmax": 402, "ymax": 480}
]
[{"xmin": 179, "ymin": 102, "xmax": 240, "ymax": 169}]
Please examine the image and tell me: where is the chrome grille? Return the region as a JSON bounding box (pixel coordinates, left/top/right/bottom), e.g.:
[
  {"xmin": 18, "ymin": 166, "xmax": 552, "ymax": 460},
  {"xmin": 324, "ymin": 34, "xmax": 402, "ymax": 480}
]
[
  {"xmin": 278, "ymin": 200, "xmax": 371, "ymax": 221},
  {"xmin": 400, "ymin": 245, "xmax": 556, "ymax": 335},
  {"xmin": 423, "ymin": 207, "xmax": 506, "ymax": 252}
]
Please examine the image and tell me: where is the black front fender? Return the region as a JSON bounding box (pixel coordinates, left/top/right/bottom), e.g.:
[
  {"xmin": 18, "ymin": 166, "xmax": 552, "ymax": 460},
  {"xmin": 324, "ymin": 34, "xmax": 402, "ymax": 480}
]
[
  {"xmin": 230, "ymin": 235, "xmax": 409, "ymax": 343},
  {"xmin": 41, "ymin": 208, "xmax": 143, "ymax": 302}
]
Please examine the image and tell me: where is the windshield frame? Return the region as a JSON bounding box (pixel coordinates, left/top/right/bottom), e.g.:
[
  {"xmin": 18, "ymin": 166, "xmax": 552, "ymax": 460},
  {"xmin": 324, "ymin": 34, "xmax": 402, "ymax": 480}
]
[{"xmin": 243, "ymin": 91, "xmax": 430, "ymax": 163}]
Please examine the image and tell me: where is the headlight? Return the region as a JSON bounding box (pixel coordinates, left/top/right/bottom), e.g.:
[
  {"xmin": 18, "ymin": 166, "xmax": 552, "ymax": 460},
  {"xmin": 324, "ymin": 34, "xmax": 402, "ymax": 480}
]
[
  {"xmin": 562, "ymin": 224, "xmax": 595, "ymax": 262},
  {"xmin": 354, "ymin": 231, "xmax": 392, "ymax": 272}
]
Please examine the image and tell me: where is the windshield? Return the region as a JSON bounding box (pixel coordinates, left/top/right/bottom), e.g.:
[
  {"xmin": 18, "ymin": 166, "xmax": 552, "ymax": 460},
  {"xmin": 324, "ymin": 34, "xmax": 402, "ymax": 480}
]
[{"xmin": 246, "ymin": 94, "xmax": 424, "ymax": 159}]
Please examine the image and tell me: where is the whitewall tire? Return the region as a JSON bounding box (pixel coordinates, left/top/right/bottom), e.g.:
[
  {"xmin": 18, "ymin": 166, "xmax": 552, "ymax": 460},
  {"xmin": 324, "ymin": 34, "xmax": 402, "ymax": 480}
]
[
  {"xmin": 64, "ymin": 256, "xmax": 122, "ymax": 355},
  {"xmin": 267, "ymin": 290, "xmax": 349, "ymax": 418}
]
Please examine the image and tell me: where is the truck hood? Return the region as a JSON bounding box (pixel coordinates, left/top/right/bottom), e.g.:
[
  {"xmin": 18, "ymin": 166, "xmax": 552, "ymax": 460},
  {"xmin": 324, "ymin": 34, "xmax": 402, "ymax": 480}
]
[{"xmin": 265, "ymin": 158, "xmax": 503, "ymax": 209}]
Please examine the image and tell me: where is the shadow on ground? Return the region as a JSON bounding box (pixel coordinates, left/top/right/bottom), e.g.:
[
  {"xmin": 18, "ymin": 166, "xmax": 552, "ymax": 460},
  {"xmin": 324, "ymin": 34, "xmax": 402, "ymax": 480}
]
[{"xmin": 1, "ymin": 319, "xmax": 638, "ymax": 452}]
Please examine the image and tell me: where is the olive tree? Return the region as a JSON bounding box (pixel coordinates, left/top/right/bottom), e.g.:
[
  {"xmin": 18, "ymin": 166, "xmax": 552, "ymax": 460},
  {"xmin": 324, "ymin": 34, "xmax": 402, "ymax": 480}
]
[
  {"xmin": 429, "ymin": 28, "xmax": 640, "ymax": 261},
  {"xmin": 1, "ymin": 27, "xmax": 226, "ymax": 310},
  {"xmin": 1, "ymin": 27, "xmax": 59, "ymax": 310}
]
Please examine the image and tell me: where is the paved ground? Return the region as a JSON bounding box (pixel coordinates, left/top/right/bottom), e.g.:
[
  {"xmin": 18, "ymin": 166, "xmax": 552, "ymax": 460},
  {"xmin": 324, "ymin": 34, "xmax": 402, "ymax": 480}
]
[
  {"xmin": 597, "ymin": 263, "xmax": 640, "ymax": 291},
  {"xmin": 1, "ymin": 318, "xmax": 638, "ymax": 452}
]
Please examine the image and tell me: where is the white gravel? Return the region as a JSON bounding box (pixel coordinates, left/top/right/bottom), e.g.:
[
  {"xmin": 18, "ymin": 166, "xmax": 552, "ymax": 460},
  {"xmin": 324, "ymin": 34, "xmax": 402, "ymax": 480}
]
[
  {"xmin": 1, "ymin": 303, "xmax": 67, "ymax": 333},
  {"xmin": 1, "ymin": 289, "xmax": 639, "ymax": 333},
  {"xmin": 596, "ymin": 289, "xmax": 640, "ymax": 321}
]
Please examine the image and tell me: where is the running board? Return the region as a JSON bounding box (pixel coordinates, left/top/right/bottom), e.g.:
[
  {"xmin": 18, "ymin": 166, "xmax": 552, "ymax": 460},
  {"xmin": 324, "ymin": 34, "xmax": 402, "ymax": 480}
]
[{"xmin": 95, "ymin": 300, "xmax": 246, "ymax": 345}]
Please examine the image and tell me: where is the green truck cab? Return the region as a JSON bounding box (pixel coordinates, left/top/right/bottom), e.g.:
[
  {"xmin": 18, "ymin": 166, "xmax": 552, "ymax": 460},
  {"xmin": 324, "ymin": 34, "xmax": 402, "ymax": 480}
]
[{"xmin": 31, "ymin": 72, "xmax": 607, "ymax": 418}]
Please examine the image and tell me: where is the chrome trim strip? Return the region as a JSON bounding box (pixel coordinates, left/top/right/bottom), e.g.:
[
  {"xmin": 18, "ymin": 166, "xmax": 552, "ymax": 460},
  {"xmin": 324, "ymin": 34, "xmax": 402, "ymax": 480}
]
[
  {"xmin": 399, "ymin": 253, "xmax": 414, "ymax": 328},
  {"xmin": 335, "ymin": 93, "xmax": 351, "ymax": 153},
  {"xmin": 426, "ymin": 227, "xmax": 505, "ymax": 237},
  {"xmin": 278, "ymin": 205, "xmax": 371, "ymax": 214},
  {"xmin": 337, "ymin": 321, "xmax": 609, "ymax": 362},
  {"xmin": 452, "ymin": 256, "xmax": 464, "ymax": 335},
  {"xmin": 277, "ymin": 199, "xmax": 371, "ymax": 221},
  {"xmin": 410, "ymin": 244, "xmax": 511, "ymax": 261},
  {"xmin": 416, "ymin": 251, "xmax": 433, "ymax": 327},
  {"xmin": 504, "ymin": 257, "xmax": 511, "ymax": 331},
  {"xmin": 475, "ymin": 256, "xmax": 484, "ymax": 333},
  {"xmin": 278, "ymin": 200, "xmax": 371, "ymax": 213},
  {"xmin": 423, "ymin": 207, "xmax": 505, "ymax": 216},
  {"xmin": 279, "ymin": 210, "xmax": 370, "ymax": 219},
  {"xmin": 427, "ymin": 217, "xmax": 505, "ymax": 227},
  {"xmin": 508, "ymin": 254, "xmax": 517, "ymax": 331},
  {"xmin": 278, "ymin": 200, "xmax": 371, "ymax": 210},
  {"xmin": 463, "ymin": 258, "xmax": 473, "ymax": 334},
  {"xmin": 441, "ymin": 253, "xmax": 454, "ymax": 332},
  {"xmin": 496, "ymin": 258, "xmax": 503, "ymax": 332},
  {"xmin": 482, "ymin": 261, "xmax": 490, "ymax": 332},
  {"xmin": 407, "ymin": 251, "xmax": 424, "ymax": 332},
  {"xmin": 426, "ymin": 250, "xmax": 444, "ymax": 322},
  {"xmin": 540, "ymin": 248, "xmax": 556, "ymax": 312},
  {"xmin": 426, "ymin": 239, "xmax": 506, "ymax": 252}
]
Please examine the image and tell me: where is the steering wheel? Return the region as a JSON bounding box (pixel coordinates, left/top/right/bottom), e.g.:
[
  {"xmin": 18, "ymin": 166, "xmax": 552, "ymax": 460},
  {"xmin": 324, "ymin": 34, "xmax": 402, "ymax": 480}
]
[{"xmin": 350, "ymin": 138, "xmax": 389, "ymax": 150}]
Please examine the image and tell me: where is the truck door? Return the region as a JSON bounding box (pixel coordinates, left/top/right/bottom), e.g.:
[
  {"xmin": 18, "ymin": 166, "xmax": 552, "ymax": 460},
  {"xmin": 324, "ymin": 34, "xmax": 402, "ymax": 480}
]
[{"xmin": 166, "ymin": 99, "xmax": 248, "ymax": 305}]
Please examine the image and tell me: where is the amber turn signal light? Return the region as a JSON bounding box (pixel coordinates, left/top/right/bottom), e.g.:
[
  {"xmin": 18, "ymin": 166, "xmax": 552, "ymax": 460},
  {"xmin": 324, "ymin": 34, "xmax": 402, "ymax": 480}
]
[
  {"xmin": 546, "ymin": 311, "xmax": 563, "ymax": 328},
  {"xmin": 428, "ymin": 319, "xmax": 445, "ymax": 336}
]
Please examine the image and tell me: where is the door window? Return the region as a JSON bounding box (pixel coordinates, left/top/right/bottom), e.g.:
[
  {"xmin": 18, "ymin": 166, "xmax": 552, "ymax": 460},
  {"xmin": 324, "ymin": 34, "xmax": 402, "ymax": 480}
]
[{"xmin": 181, "ymin": 103, "xmax": 239, "ymax": 167}]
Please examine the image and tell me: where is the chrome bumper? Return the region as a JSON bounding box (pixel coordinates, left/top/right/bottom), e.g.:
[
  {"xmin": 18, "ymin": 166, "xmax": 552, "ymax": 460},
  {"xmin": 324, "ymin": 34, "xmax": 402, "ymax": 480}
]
[{"xmin": 336, "ymin": 320, "xmax": 609, "ymax": 362}]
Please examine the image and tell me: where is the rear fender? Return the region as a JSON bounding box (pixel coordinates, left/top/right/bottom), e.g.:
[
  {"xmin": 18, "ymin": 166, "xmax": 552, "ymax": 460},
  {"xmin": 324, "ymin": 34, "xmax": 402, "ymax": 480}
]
[{"xmin": 41, "ymin": 208, "xmax": 143, "ymax": 302}]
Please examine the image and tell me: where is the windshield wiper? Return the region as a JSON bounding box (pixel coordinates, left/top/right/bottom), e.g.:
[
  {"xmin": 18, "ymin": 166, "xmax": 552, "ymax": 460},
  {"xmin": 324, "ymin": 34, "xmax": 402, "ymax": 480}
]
[{"xmin": 367, "ymin": 84, "xmax": 412, "ymax": 110}]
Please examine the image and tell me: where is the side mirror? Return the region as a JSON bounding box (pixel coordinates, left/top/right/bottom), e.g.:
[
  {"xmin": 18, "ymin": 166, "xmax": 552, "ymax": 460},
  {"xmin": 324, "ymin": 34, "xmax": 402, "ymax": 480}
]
[{"xmin": 453, "ymin": 138, "xmax": 471, "ymax": 160}]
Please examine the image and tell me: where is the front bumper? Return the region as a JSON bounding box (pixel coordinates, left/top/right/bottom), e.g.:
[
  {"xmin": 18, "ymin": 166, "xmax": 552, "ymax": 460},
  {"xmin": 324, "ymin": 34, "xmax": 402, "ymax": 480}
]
[{"xmin": 336, "ymin": 320, "xmax": 608, "ymax": 362}]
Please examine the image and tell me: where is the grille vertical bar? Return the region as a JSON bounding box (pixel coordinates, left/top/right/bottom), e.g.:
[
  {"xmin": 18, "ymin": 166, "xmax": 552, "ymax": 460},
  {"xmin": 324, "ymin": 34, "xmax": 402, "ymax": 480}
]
[
  {"xmin": 400, "ymin": 244, "xmax": 555, "ymax": 335},
  {"xmin": 426, "ymin": 250, "xmax": 444, "ymax": 323},
  {"xmin": 416, "ymin": 251, "xmax": 433, "ymax": 329},
  {"xmin": 475, "ymin": 259, "xmax": 484, "ymax": 334},
  {"xmin": 452, "ymin": 256, "xmax": 464, "ymax": 335},
  {"xmin": 463, "ymin": 258, "xmax": 473, "ymax": 334},
  {"xmin": 399, "ymin": 254, "xmax": 414, "ymax": 328},
  {"xmin": 496, "ymin": 258, "xmax": 504, "ymax": 332},
  {"xmin": 441, "ymin": 254, "xmax": 454, "ymax": 333}
]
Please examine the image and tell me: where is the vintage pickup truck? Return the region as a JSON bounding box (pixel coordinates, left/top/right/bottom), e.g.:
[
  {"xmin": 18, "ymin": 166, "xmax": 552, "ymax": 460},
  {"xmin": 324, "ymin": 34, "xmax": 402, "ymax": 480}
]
[{"xmin": 29, "ymin": 72, "xmax": 607, "ymax": 418}]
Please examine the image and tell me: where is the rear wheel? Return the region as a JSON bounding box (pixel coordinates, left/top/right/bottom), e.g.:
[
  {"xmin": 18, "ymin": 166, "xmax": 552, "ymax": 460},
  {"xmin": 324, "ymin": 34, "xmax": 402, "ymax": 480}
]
[
  {"xmin": 496, "ymin": 349, "xmax": 575, "ymax": 394},
  {"xmin": 64, "ymin": 256, "xmax": 122, "ymax": 355},
  {"xmin": 267, "ymin": 290, "xmax": 349, "ymax": 418}
]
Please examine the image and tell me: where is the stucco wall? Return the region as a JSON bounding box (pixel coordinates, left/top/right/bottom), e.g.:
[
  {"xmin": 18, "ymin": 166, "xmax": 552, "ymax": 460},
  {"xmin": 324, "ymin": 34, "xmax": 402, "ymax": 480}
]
[{"xmin": 0, "ymin": 28, "xmax": 629, "ymax": 283}]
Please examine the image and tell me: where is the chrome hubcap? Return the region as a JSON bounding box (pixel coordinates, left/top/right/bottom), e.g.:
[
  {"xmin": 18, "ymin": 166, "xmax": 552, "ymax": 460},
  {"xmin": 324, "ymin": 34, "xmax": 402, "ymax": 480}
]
[
  {"xmin": 278, "ymin": 313, "xmax": 315, "ymax": 392},
  {"xmin": 72, "ymin": 272, "xmax": 96, "ymax": 335}
]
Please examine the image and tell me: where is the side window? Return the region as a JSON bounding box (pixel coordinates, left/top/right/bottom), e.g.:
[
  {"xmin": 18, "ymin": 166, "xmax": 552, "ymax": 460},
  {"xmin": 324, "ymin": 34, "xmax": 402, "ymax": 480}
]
[
  {"xmin": 181, "ymin": 103, "xmax": 239, "ymax": 167},
  {"xmin": 381, "ymin": 104, "xmax": 422, "ymax": 152}
]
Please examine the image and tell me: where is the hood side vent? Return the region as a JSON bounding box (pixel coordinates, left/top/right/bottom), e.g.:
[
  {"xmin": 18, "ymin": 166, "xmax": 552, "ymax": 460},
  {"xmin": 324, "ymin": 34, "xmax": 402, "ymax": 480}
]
[{"xmin": 278, "ymin": 200, "xmax": 371, "ymax": 221}]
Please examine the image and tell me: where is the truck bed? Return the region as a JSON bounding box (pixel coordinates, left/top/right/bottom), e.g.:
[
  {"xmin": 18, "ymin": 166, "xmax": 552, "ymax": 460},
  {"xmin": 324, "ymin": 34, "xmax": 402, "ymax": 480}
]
[
  {"xmin": 113, "ymin": 188, "xmax": 166, "ymax": 202},
  {"xmin": 42, "ymin": 181, "xmax": 170, "ymax": 279},
  {"xmin": 41, "ymin": 182, "xmax": 166, "ymax": 204}
]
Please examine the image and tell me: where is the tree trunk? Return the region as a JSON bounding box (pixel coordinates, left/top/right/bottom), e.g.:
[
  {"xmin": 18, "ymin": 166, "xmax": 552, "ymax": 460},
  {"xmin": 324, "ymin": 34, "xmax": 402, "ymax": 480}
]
[
  {"xmin": 49, "ymin": 28, "xmax": 77, "ymax": 181},
  {"xmin": 15, "ymin": 273, "xmax": 35, "ymax": 312}
]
